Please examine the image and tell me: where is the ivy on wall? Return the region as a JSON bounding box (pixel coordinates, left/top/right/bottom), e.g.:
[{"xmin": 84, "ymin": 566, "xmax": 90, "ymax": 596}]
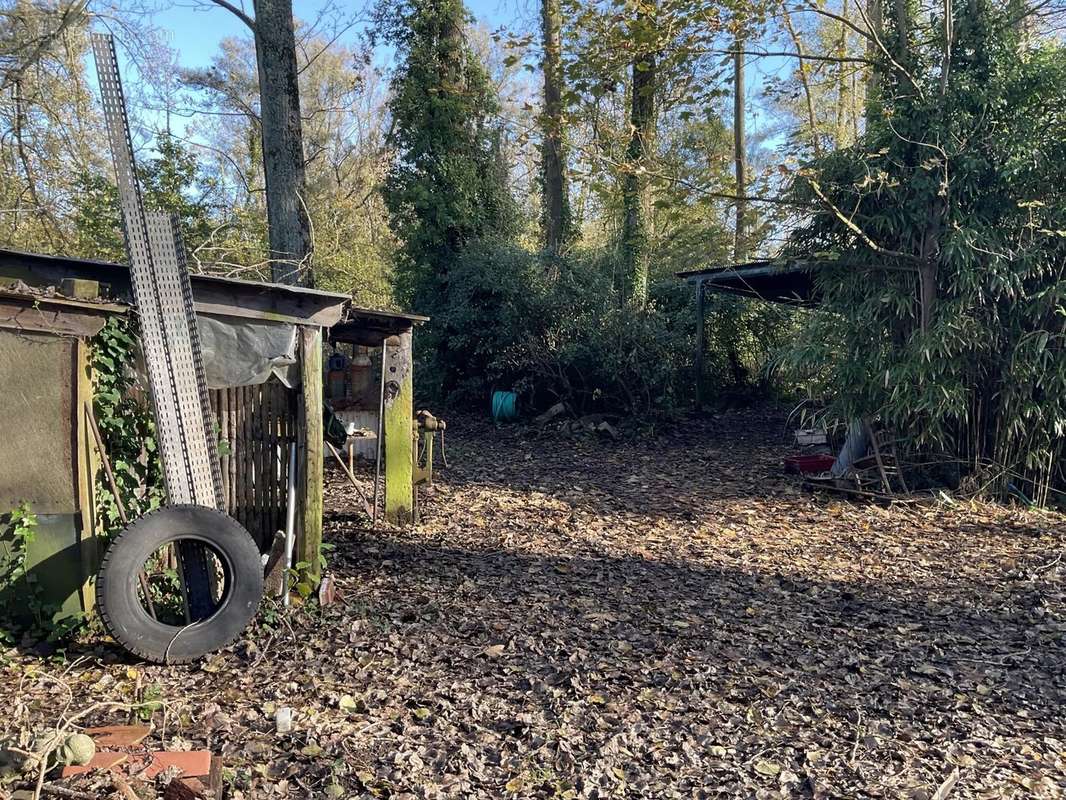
[{"xmin": 90, "ymin": 316, "xmax": 165, "ymax": 535}]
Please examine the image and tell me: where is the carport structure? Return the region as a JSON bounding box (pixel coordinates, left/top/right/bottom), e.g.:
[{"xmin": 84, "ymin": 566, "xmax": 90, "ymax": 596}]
[{"xmin": 677, "ymin": 259, "xmax": 822, "ymax": 406}]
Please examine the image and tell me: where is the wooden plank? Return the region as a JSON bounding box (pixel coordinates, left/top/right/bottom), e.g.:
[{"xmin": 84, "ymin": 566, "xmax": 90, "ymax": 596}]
[
  {"xmin": 274, "ymin": 383, "xmax": 286, "ymax": 535},
  {"xmin": 242, "ymin": 385, "xmax": 254, "ymax": 537},
  {"xmin": 279, "ymin": 385, "xmax": 288, "ymax": 534},
  {"xmin": 191, "ymin": 282, "xmax": 345, "ymax": 327},
  {"xmin": 264, "ymin": 381, "xmax": 275, "ymax": 537},
  {"xmin": 230, "ymin": 388, "xmax": 240, "ymax": 526},
  {"xmin": 384, "ymin": 329, "xmax": 414, "ymax": 525},
  {"xmin": 0, "ymin": 300, "xmax": 110, "ymax": 338},
  {"xmin": 226, "ymin": 388, "xmax": 237, "ymax": 515},
  {"xmin": 74, "ymin": 339, "xmax": 99, "ymax": 613},
  {"xmin": 297, "ymin": 326, "xmax": 324, "ymax": 584},
  {"xmin": 217, "ymin": 389, "xmax": 230, "ymax": 510},
  {"xmin": 333, "ymin": 329, "xmax": 402, "ymax": 348},
  {"xmin": 256, "ymin": 384, "xmax": 268, "ymax": 544},
  {"xmin": 251, "ymin": 384, "xmax": 262, "ymax": 544}
]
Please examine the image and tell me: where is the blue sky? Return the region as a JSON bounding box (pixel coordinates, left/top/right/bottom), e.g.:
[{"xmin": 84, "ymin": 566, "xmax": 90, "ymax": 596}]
[{"xmin": 150, "ymin": 0, "xmax": 518, "ymax": 69}]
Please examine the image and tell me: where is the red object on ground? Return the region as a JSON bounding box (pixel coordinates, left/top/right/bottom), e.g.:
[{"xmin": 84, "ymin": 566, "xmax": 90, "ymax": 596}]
[
  {"xmin": 142, "ymin": 750, "xmax": 213, "ymax": 779},
  {"xmin": 784, "ymin": 454, "xmax": 836, "ymax": 475},
  {"xmin": 84, "ymin": 725, "xmax": 152, "ymax": 748},
  {"xmin": 61, "ymin": 752, "xmax": 127, "ymax": 777}
]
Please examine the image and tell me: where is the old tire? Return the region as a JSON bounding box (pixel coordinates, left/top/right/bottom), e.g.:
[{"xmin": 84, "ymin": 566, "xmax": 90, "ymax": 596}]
[{"xmin": 97, "ymin": 505, "xmax": 263, "ymax": 663}]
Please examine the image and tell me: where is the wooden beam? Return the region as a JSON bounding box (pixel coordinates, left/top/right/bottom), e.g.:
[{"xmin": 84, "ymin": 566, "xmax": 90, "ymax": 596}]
[
  {"xmin": 383, "ymin": 329, "xmax": 414, "ymax": 525},
  {"xmin": 329, "ymin": 327, "xmax": 404, "ymax": 348},
  {"xmin": 192, "ymin": 283, "xmax": 344, "ymax": 327},
  {"xmin": 296, "ymin": 325, "xmax": 324, "ymax": 584},
  {"xmin": 0, "ymin": 297, "xmax": 118, "ymax": 338},
  {"xmin": 74, "ymin": 340, "xmax": 99, "ymax": 613}
]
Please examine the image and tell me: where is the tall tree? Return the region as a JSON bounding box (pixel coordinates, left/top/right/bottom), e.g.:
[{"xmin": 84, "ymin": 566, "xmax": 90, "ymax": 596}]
[
  {"xmin": 380, "ymin": 0, "xmax": 516, "ymax": 306},
  {"xmin": 732, "ymin": 33, "xmax": 746, "ymax": 263},
  {"xmin": 0, "ymin": 0, "xmax": 105, "ymax": 253},
  {"xmin": 210, "ymin": 0, "xmax": 311, "ymax": 285},
  {"xmin": 865, "ymin": 0, "xmax": 884, "ymax": 119},
  {"xmin": 620, "ymin": 1, "xmax": 657, "ymax": 307},
  {"xmin": 540, "ymin": 0, "xmax": 571, "ymax": 256},
  {"xmin": 181, "ymin": 32, "xmax": 395, "ymax": 303}
]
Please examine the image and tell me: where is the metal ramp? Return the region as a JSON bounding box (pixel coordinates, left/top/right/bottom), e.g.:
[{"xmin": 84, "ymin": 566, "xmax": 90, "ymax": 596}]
[{"xmin": 92, "ymin": 33, "xmax": 225, "ymax": 623}]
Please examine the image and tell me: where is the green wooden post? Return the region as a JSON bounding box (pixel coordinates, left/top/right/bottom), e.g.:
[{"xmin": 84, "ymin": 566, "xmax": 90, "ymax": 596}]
[
  {"xmin": 297, "ymin": 325, "xmax": 324, "ymax": 584},
  {"xmin": 384, "ymin": 329, "xmax": 414, "ymax": 525}
]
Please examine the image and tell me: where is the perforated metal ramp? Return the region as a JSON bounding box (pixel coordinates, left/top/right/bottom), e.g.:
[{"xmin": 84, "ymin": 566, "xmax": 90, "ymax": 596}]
[
  {"xmin": 91, "ymin": 34, "xmax": 222, "ymax": 511},
  {"xmin": 92, "ymin": 34, "xmax": 225, "ymax": 623}
]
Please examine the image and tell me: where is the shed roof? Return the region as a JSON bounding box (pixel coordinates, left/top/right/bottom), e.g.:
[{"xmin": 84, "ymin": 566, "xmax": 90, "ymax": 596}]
[
  {"xmin": 0, "ymin": 247, "xmax": 352, "ymax": 327},
  {"xmin": 677, "ymin": 259, "xmax": 824, "ymax": 306}
]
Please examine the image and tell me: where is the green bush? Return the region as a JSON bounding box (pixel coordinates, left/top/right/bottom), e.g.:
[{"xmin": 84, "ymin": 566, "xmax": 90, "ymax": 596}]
[
  {"xmin": 779, "ymin": 8, "xmax": 1066, "ymax": 503},
  {"xmin": 415, "ymin": 239, "xmax": 794, "ymax": 417}
]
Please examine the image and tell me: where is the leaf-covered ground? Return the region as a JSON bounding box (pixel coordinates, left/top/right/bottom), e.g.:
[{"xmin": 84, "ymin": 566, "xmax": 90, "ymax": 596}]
[{"xmin": 4, "ymin": 407, "xmax": 1065, "ymax": 799}]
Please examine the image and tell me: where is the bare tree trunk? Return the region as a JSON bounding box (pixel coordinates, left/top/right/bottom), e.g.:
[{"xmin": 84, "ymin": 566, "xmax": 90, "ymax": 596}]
[
  {"xmin": 621, "ymin": 14, "xmax": 655, "ymax": 308},
  {"xmin": 865, "ymin": 0, "xmax": 883, "ymax": 121},
  {"xmin": 540, "ymin": 0, "xmax": 570, "ymax": 257},
  {"xmin": 835, "ymin": 0, "xmax": 850, "ymax": 148},
  {"xmin": 918, "ymin": 0, "xmax": 952, "ymax": 331},
  {"xmin": 892, "ymin": 0, "xmax": 911, "ymax": 54},
  {"xmin": 781, "ymin": 6, "xmax": 821, "ymax": 156},
  {"xmin": 733, "ymin": 36, "xmax": 747, "ymax": 263},
  {"xmin": 251, "ymin": 0, "xmax": 311, "ymax": 285}
]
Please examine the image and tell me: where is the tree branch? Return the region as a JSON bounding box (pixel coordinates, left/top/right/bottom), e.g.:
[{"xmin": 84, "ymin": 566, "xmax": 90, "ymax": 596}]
[
  {"xmin": 800, "ymin": 173, "xmax": 919, "ymax": 262},
  {"xmin": 209, "ymin": 0, "xmax": 256, "ymax": 31}
]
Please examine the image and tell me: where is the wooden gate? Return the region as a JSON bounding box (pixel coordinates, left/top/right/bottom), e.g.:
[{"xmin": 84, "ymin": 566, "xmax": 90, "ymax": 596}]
[{"xmin": 210, "ymin": 379, "xmax": 296, "ymax": 549}]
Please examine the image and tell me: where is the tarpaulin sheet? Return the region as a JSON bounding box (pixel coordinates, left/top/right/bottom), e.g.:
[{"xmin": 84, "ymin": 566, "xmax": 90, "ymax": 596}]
[{"xmin": 197, "ymin": 315, "xmax": 298, "ymax": 388}]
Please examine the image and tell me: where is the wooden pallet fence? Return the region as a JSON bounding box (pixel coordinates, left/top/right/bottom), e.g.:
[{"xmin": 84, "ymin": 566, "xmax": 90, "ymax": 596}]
[{"xmin": 210, "ymin": 380, "xmax": 296, "ymax": 549}]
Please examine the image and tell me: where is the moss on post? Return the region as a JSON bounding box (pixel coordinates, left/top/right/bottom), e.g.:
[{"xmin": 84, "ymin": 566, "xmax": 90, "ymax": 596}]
[
  {"xmin": 297, "ymin": 325, "xmax": 324, "ymax": 584},
  {"xmin": 384, "ymin": 329, "xmax": 414, "ymax": 525}
]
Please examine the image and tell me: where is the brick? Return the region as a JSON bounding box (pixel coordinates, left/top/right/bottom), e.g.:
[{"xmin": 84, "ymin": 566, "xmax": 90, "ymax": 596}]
[
  {"xmin": 84, "ymin": 724, "xmax": 152, "ymax": 748},
  {"xmin": 142, "ymin": 751, "xmax": 213, "ymax": 779},
  {"xmin": 61, "ymin": 751, "xmax": 127, "ymax": 777}
]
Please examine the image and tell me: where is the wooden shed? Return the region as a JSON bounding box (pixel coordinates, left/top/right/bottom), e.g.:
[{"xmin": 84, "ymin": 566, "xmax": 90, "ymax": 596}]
[{"xmin": 0, "ymin": 247, "xmax": 423, "ymax": 622}]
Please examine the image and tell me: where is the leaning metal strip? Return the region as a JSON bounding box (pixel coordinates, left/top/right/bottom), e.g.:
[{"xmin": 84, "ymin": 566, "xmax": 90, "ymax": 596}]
[
  {"xmin": 144, "ymin": 213, "xmax": 220, "ymax": 508},
  {"xmin": 90, "ymin": 33, "xmax": 193, "ymax": 503},
  {"xmin": 91, "ymin": 34, "xmax": 219, "ymax": 508},
  {"xmin": 170, "ymin": 217, "xmax": 227, "ymax": 508}
]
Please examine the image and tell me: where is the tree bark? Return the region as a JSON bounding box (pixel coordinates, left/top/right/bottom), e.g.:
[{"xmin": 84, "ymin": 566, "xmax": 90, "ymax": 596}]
[
  {"xmin": 780, "ymin": 8, "xmax": 821, "ymax": 157},
  {"xmin": 621, "ymin": 16, "xmax": 655, "ymax": 308},
  {"xmin": 865, "ymin": 0, "xmax": 884, "ymax": 121},
  {"xmin": 733, "ymin": 36, "xmax": 747, "ymax": 263},
  {"xmin": 251, "ymin": 0, "xmax": 312, "ymax": 285},
  {"xmin": 892, "ymin": 0, "xmax": 911, "ymax": 60},
  {"xmin": 540, "ymin": 0, "xmax": 570, "ymax": 257},
  {"xmin": 835, "ymin": 0, "xmax": 851, "ymax": 148}
]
